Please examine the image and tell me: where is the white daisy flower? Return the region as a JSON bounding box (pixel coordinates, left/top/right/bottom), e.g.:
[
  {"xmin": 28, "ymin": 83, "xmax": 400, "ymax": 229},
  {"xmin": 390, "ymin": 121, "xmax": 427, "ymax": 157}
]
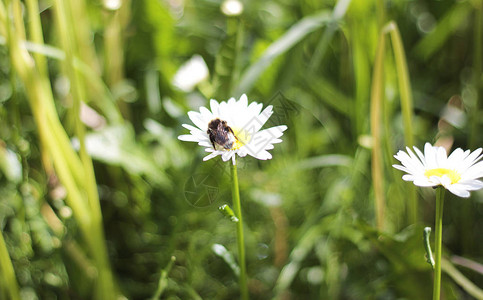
[
  {"xmin": 393, "ymin": 142, "xmax": 483, "ymax": 198},
  {"xmin": 172, "ymin": 55, "xmax": 209, "ymax": 92},
  {"xmin": 178, "ymin": 94, "xmax": 288, "ymax": 164}
]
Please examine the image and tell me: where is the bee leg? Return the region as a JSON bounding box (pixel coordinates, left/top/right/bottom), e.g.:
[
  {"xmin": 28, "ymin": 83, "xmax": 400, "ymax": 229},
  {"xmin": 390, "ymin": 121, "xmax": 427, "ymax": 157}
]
[
  {"xmin": 226, "ymin": 126, "xmax": 239, "ymax": 141},
  {"xmin": 207, "ymin": 128, "xmax": 217, "ymax": 150}
]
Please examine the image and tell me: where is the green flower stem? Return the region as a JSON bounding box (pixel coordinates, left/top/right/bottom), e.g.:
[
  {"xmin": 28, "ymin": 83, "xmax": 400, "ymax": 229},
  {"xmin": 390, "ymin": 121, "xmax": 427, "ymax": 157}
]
[
  {"xmin": 0, "ymin": 230, "xmax": 20, "ymax": 300},
  {"xmin": 433, "ymin": 187, "xmax": 445, "ymax": 300},
  {"xmin": 231, "ymin": 161, "xmax": 248, "ymax": 300}
]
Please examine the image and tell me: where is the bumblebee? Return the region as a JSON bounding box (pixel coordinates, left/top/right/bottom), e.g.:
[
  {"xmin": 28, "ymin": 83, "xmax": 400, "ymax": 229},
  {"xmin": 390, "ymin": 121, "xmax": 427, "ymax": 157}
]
[{"xmin": 207, "ymin": 118, "xmax": 238, "ymax": 150}]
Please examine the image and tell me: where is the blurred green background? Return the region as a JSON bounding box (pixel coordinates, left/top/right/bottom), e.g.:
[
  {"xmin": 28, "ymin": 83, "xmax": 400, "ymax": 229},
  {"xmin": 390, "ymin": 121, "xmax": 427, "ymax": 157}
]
[{"xmin": 0, "ymin": 0, "xmax": 482, "ymax": 299}]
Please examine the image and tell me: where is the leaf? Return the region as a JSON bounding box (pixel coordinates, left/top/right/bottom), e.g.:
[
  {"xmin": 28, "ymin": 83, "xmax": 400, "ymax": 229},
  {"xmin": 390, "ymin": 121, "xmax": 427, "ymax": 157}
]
[
  {"xmin": 212, "ymin": 244, "xmax": 240, "ymax": 277},
  {"xmin": 359, "ymin": 222, "xmax": 430, "ymax": 271},
  {"xmin": 74, "ymin": 124, "xmax": 167, "ymax": 186},
  {"xmin": 273, "ymin": 222, "xmax": 327, "ymax": 297}
]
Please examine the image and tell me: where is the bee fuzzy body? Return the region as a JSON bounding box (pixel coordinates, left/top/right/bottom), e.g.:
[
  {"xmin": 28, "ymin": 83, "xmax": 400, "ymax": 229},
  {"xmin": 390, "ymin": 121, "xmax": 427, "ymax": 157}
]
[{"xmin": 207, "ymin": 118, "xmax": 238, "ymax": 150}]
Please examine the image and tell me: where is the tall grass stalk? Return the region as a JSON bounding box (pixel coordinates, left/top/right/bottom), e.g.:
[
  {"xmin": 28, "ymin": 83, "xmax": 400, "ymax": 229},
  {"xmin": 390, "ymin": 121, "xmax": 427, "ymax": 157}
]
[
  {"xmin": 386, "ymin": 22, "xmax": 414, "ymax": 152},
  {"xmin": 2, "ymin": 1, "xmax": 118, "ymax": 298},
  {"xmin": 351, "ymin": 24, "xmax": 371, "ymax": 137},
  {"xmin": 371, "ymin": 21, "xmax": 420, "ymax": 230},
  {"xmin": 370, "ymin": 27, "xmax": 386, "ymax": 231},
  {"xmin": 68, "ymin": 0, "xmax": 100, "ymax": 75},
  {"xmin": 52, "ymin": 1, "xmax": 117, "ymax": 297},
  {"xmin": 103, "ymin": 1, "xmax": 131, "ymax": 118},
  {"xmin": 52, "ymin": 0, "xmax": 100, "ymax": 222},
  {"xmin": 104, "ymin": 4, "xmax": 126, "ymax": 87},
  {"xmin": 376, "ymin": 0, "xmax": 386, "ymax": 28},
  {"xmin": 0, "ymin": 230, "xmax": 21, "ymax": 300},
  {"xmin": 386, "ymin": 22, "xmax": 417, "ymax": 224},
  {"xmin": 25, "ymin": 0, "xmax": 47, "ymax": 77}
]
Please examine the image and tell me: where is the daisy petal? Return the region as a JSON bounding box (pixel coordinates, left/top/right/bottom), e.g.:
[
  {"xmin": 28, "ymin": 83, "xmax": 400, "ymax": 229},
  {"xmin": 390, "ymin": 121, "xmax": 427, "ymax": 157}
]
[
  {"xmin": 446, "ymin": 185, "xmax": 470, "ymax": 198},
  {"xmin": 210, "ymin": 99, "xmax": 221, "ymax": 117},
  {"xmin": 203, "ymin": 152, "xmax": 219, "ymax": 161},
  {"xmin": 188, "ymin": 111, "xmax": 208, "ymax": 130},
  {"xmin": 178, "ymin": 134, "xmax": 201, "ymax": 142}
]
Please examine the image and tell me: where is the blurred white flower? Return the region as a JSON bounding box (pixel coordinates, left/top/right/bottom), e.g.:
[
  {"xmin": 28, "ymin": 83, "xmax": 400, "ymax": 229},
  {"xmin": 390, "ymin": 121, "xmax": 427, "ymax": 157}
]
[
  {"xmin": 393, "ymin": 143, "xmax": 483, "ymax": 198},
  {"xmin": 178, "ymin": 94, "xmax": 287, "ymax": 164},
  {"xmin": 172, "ymin": 55, "xmax": 209, "ymax": 92},
  {"xmin": 103, "ymin": 0, "xmax": 122, "ymax": 10},
  {"xmin": 221, "ymin": 0, "xmax": 243, "ymax": 16},
  {"xmin": 80, "ymin": 103, "xmax": 106, "ymax": 130}
]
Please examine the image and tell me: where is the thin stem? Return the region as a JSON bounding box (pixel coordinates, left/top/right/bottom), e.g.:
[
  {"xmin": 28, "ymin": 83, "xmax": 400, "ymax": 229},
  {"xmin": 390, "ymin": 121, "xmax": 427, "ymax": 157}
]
[
  {"xmin": 433, "ymin": 187, "xmax": 445, "ymax": 300},
  {"xmin": 231, "ymin": 161, "xmax": 248, "ymax": 300}
]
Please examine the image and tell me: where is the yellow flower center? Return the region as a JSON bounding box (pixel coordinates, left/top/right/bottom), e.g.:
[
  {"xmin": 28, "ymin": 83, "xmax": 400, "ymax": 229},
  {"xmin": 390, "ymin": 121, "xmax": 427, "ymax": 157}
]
[
  {"xmin": 231, "ymin": 139, "xmax": 244, "ymax": 150},
  {"xmin": 231, "ymin": 128, "xmax": 251, "ymax": 150},
  {"xmin": 424, "ymin": 168, "xmax": 461, "ymax": 184}
]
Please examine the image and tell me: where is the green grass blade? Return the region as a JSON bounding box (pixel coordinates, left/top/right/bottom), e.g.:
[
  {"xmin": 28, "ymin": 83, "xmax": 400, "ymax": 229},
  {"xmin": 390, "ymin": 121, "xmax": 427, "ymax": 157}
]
[
  {"xmin": 351, "ymin": 27, "xmax": 372, "ymax": 136},
  {"xmin": 235, "ymin": 10, "xmax": 331, "ymax": 95},
  {"xmin": 305, "ymin": 76, "xmax": 353, "ymax": 117},
  {"xmin": 212, "ymin": 17, "xmax": 244, "ymax": 100},
  {"xmin": 386, "ymin": 22, "xmax": 414, "ymax": 147},
  {"xmin": 25, "ymin": 0, "xmax": 48, "ymax": 77},
  {"xmin": 386, "ymin": 21, "xmax": 418, "ymax": 224},
  {"xmin": 0, "ymin": 230, "xmax": 21, "ymax": 300},
  {"xmin": 308, "ymin": 0, "xmax": 351, "ymax": 73},
  {"xmin": 469, "ymin": 3, "xmax": 482, "ymax": 149},
  {"xmin": 151, "ymin": 256, "xmax": 176, "ymax": 300},
  {"xmin": 370, "ymin": 27, "xmax": 386, "ymax": 231},
  {"xmin": 414, "ymin": 2, "xmax": 472, "ymax": 60},
  {"xmin": 441, "ymin": 258, "xmax": 483, "ymax": 299}
]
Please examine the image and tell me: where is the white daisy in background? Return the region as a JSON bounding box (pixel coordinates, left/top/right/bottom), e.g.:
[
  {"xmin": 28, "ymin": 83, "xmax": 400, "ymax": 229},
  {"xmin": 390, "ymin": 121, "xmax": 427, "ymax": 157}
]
[
  {"xmin": 393, "ymin": 142, "xmax": 483, "ymax": 198},
  {"xmin": 221, "ymin": 0, "xmax": 243, "ymax": 16},
  {"xmin": 178, "ymin": 94, "xmax": 287, "ymax": 164},
  {"xmin": 172, "ymin": 55, "xmax": 209, "ymax": 92}
]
